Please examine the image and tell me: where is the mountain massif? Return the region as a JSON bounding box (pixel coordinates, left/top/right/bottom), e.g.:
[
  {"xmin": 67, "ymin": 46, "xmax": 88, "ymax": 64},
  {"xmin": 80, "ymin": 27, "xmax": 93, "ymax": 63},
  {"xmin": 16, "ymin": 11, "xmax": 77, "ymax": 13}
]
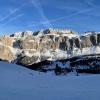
[{"xmin": 0, "ymin": 28, "xmax": 100, "ymax": 73}]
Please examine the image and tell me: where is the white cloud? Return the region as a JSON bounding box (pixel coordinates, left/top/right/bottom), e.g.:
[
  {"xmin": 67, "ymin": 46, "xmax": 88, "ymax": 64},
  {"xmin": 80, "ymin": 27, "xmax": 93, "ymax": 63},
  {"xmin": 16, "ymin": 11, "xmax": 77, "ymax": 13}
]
[
  {"xmin": 85, "ymin": 0, "xmax": 97, "ymax": 8},
  {"xmin": 31, "ymin": 0, "xmax": 52, "ymax": 28},
  {"xmin": 25, "ymin": 7, "xmax": 93, "ymax": 28},
  {"xmin": 2, "ymin": 13, "xmax": 24, "ymax": 25},
  {"xmin": 0, "ymin": 4, "xmax": 25, "ymax": 23}
]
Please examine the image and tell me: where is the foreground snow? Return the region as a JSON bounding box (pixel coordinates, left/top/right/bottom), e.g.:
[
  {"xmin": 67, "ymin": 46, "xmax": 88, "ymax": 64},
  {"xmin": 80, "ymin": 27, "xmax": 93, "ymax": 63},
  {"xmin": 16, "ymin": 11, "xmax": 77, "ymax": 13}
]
[{"xmin": 0, "ymin": 62, "xmax": 100, "ymax": 100}]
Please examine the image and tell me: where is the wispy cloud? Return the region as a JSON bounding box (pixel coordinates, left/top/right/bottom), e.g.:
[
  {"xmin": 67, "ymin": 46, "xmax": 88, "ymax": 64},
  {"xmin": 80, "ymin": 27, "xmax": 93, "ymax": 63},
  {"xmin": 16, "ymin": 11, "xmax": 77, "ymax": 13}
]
[
  {"xmin": 26, "ymin": 7, "xmax": 93, "ymax": 28},
  {"xmin": 85, "ymin": 0, "xmax": 98, "ymax": 8},
  {"xmin": 82, "ymin": 0, "xmax": 100, "ymax": 17},
  {"xmin": 0, "ymin": 4, "xmax": 25, "ymax": 23},
  {"xmin": 2, "ymin": 13, "xmax": 24, "ymax": 26},
  {"xmin": 46, "ymin": 8, "xmax": 93, "ymax": 23},
  {"xmin": 31, "ymin": 0, "xmax": 52, "ymax": 28}
]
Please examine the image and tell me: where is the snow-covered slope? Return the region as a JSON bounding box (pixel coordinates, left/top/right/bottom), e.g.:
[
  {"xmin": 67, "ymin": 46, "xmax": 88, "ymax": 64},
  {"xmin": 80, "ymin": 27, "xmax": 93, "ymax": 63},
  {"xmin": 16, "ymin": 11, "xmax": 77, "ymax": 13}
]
[{"xmin": 0, "ymin": 61, "xmax": 100, "ymax": 100}]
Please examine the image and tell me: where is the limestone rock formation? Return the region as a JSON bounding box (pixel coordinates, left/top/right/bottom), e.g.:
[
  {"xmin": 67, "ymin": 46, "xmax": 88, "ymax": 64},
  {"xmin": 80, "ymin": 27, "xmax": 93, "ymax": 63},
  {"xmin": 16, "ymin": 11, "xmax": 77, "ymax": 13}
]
[
  {"xmin": 0, "ymin": 29, "xmax": 100, "ymax": 65},
  {"xmin": 0, "ymin": 35, "xmax": 14, "ymax": 61}
]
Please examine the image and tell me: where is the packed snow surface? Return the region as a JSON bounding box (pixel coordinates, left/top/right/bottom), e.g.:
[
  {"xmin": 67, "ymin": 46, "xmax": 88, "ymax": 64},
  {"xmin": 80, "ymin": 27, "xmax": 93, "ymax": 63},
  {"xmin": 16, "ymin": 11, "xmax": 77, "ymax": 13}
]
[{"xmin": 0, "ymin": 61, "xmax": 100, "ymax": 100}]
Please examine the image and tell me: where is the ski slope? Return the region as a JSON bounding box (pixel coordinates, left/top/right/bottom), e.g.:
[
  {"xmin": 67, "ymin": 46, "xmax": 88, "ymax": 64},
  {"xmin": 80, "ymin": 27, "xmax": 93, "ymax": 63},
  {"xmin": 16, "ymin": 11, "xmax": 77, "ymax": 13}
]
[{"xmin": 0, "ymin": 61, "xmax": 100, "ymax": 100}]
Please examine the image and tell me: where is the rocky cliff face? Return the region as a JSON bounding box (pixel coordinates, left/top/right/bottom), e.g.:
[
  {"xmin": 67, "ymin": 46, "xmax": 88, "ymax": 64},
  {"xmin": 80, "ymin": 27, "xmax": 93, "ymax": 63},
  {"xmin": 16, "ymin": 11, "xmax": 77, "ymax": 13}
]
[
  {"xmin": 0, "ymin": 35, "xmax": 15, "ymax": 61},
  {"xmin": 0, "ymin": 28, "xmax": 100, "ymax": 65}
]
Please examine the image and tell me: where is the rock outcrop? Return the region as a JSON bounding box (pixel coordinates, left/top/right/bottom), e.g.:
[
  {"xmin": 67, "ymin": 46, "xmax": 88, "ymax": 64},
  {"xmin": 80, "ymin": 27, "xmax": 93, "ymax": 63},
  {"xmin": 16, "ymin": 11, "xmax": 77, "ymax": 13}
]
[{"xmin": 0, "ymin": 35, "xmax": 14, "ymax": 61}]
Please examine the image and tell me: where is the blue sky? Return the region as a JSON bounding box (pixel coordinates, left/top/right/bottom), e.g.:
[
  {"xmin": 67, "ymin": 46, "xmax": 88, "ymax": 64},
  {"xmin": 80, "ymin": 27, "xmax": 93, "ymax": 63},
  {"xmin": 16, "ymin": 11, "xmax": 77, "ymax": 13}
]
[{"xmin": 0, "ymin": 0, "xmax": 100, "ymax": 34}]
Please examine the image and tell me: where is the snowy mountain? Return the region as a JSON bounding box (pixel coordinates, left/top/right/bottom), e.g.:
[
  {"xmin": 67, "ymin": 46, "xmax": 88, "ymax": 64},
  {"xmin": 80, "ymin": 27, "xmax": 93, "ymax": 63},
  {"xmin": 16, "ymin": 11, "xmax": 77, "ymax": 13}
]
[
  {"xmin": 0, "ymin": 28, "xmax": 100, "ymax": 66},
  {"xmin": 0, "ymin": 29, "xmax": 100, "ymax": 100},
  {"xmin": 0, "ymin": 61, "xmax": 100, "ymax": 100}
]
